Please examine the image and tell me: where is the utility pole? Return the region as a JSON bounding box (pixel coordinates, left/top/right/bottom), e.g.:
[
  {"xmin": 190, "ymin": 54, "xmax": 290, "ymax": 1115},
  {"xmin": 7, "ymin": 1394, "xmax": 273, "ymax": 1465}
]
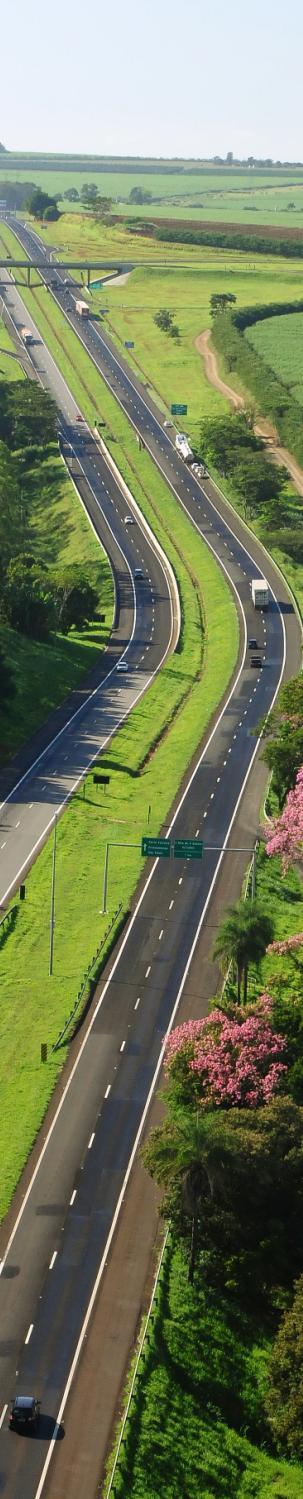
[
  {"xmin": 251, "ymin": 840, "xmax": 258, "ymax": 902},
  {"xmin": 102, "ymin": 841, "xmax": 109, "ymax": 915},
  {"xmin": 49, "ymin": 816, "xmax": 57, "ymax": 976}
]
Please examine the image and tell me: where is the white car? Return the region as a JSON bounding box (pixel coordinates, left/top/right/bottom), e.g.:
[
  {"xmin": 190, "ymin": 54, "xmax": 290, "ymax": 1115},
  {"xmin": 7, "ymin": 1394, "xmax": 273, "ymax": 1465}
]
[
  {"xmin": 124, "ymin": 515, "xmax": 134, "ymax": 524},
  {"xmin": 164, "ymin": 419, "xmax": 173, "ymax": 429},
  {"xmin": 117, "ymin": 660, "xmax": 128, "ymax": 672}
]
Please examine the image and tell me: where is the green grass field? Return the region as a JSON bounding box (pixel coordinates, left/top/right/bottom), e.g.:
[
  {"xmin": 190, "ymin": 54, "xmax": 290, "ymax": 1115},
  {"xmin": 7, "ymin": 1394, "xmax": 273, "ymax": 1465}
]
[
  {"xmin": 0, "ymin": 313, "xmax": 25, "ymax": 381},
  {"xmin": 106, "ymin": 1241, "xmax": 303, "ymax": 1499},
  {"xmin": 246, "ymin": 311, "xmax": 303, "ymax": 404},
  {"xmin": 3, "ymin": 162, "xmax": 303, "ymax": 226}
]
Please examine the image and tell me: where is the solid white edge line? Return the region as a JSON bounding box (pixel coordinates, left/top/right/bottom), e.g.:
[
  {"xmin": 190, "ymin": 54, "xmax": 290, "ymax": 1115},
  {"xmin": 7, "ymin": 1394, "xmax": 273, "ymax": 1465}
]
[
  {"xmin": 0, "ymin": 1404, "xmax": 8, "ymax": 1429},
  {"xmin": 32, "ymin": 641, "xmax": 286, "ymax": 1499},
  {"xmin": 0, "ymin": 537, "xmax": 286, "ymax": 1278}
]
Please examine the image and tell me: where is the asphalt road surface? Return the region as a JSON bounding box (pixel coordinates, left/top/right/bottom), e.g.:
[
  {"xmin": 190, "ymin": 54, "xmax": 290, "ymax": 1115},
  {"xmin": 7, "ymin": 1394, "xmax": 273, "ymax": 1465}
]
[
  {"xmin": 0, "ymin": 219, "xmax": 301, "ymax": 1499},
  {"xmin": 0, "ymin": 261, "xmax": 175, "ymax": 908}
]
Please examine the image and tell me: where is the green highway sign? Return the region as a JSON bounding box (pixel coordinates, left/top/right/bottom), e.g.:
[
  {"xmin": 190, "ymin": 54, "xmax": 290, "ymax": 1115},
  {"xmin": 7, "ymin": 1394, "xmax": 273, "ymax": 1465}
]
[
  {"xmin": 171, "ymin": 403, "xmax": 187, "ymax": 416},
  {"xmin": 141, "ymin": 836, "xmax": 171, "ymax": 858},
  {"xmin": 174, "ymin": 839, "xmax": 203, "ymax": 860}
]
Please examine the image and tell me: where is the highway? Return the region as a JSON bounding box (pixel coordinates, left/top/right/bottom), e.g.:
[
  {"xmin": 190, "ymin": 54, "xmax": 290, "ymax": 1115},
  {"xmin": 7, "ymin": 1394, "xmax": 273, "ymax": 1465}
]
[
  {"xmin": 0, "ymin": 218, "xmax": 301, "ymax": 1499},
  {"xmin": 0, "ymin": 260, "xmax": 176, "ymax": 907}
]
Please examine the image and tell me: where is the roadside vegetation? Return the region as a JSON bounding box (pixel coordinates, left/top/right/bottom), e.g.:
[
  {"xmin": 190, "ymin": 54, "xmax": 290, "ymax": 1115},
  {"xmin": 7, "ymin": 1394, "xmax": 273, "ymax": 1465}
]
[
  {"xmin": 107, "ymin": 671, "xmax": 303, "ymax": 1498},
  {"xmin": 0, "ymin": 376, "xmax": 113, "ymax": 761}
]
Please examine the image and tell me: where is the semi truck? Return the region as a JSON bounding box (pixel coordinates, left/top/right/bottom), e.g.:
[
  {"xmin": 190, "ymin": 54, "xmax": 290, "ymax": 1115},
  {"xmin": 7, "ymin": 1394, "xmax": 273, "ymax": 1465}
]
[
  {"xmin": 20, "ymin": 327, "xmax": 32, "ymax": 346},
  {"xmin": 175, "ymin": 431, "xmax": 194, "ymax": 464},
  {"xmin": 251, "ymin": 578, "xmax": 269, "ymax": 609},
  {"xmin": 75, "ymin": 299, "xmax": 89, "ymax": 318}
]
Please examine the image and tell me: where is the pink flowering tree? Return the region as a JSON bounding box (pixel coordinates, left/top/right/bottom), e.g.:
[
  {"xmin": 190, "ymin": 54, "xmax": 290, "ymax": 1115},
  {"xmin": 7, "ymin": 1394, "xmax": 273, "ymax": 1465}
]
[
  {"xmin": 265, "ymin": 766, "xmax": 303, "ymax": 871},
  {"xmin": 164, "ymin": 997, "xmax": 287, "ymax": 1109},
  {"xmin": 267, "ymin": 934, "xmax": 303, "ymax": 957}
]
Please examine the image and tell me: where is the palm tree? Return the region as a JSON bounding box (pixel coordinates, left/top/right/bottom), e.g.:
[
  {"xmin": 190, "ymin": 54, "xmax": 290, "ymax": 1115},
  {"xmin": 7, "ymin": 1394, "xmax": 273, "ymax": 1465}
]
[
  {"xmin": 144, "ymin": 1109, "xmax": 227, "ymax": 1284},
  {"xmin": 213, "ymin": 899, "xmax": 274, "ymax": 1003}
]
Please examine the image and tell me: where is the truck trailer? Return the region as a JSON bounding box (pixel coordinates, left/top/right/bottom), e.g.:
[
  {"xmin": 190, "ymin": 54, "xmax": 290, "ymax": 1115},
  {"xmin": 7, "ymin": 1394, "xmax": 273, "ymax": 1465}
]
[
  {"xmin": 251, "ymin": 578, "xmax": 269, "ymax": 609},
  {"xmin": 75, "ymin": 299, "xmax": 89, "ymax": 318},
  {"xmin": 175, "ymin": 432, "xmax": 194, "ymax": 464}
]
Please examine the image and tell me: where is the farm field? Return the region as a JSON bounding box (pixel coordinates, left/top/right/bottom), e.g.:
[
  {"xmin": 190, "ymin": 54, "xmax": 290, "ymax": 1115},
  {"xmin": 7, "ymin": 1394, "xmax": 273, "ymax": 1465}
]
[
  {"xmin": 3, "ymin": 162, "xmax": 303, "ymax": 226},
  {"xmin": 246, "ymin": 311, "xmax": 303, "ymax": 404}
]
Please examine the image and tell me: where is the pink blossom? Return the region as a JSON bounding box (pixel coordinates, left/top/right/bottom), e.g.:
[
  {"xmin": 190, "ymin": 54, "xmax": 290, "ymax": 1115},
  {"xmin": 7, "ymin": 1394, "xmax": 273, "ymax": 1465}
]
[
  {"xmin": 164, "ymin": 996, "xmax": 287, "ymax": 1109},
  {"xmin": 265, "ymin": 766, "xmax": 303, "ymax": 871},
  {"xmin": 267, "ymin": 933, "xmax": 303, "ymax": 955}
]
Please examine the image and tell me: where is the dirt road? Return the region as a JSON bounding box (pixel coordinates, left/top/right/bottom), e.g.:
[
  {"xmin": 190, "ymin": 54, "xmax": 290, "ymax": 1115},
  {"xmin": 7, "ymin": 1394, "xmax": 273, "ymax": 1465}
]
[{"xmin": 196, "ymin": 328, "xmax": 303, "ymax": 497}]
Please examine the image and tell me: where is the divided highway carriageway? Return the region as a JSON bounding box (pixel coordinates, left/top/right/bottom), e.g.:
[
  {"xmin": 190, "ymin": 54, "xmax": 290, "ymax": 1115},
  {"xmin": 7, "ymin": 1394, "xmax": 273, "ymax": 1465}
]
[{"xmin": 0, "ymin": 216, "xmax": 300, "ymax": 1499}]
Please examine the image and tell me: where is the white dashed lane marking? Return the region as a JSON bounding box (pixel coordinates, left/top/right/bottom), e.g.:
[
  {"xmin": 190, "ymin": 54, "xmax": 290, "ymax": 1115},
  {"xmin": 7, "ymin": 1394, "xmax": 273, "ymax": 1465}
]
[{"xmin": 49, "ymin": 1251, "xmax": 57, "ymax": 1270}]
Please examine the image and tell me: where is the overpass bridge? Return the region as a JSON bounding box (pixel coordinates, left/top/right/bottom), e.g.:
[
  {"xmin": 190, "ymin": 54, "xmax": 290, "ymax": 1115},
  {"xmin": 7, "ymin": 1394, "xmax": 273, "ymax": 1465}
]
[{"xmin": 0, "ymin": 258, "xmax": 133, "ymax": 286}]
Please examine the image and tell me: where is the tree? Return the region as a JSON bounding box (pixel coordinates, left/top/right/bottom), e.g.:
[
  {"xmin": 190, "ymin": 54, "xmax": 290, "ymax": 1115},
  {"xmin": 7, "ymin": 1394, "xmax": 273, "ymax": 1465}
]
[
  {"xmin": 210, "ymin": 293, "xmax": 236, "ymax": 315},
  {"xmin": 262, "ymin": 725, "xmax": 303, "ymax": 809},
  {"xmin": 232, "ymin": 453, "xmax": 285, "ymax": 516},
  {"xmin": 144, "ymin": 1097, "xmax": 303, "ymax": 1302},
  {"xmin": 43, "ymin": 203, "xmax": 60, "ymax": 222},
  {"xmin": 129, "ymin": 187, "xmax": 152, "ymax": 205},
  {"xmin": 81, "ymin": 183, "xmax": 98, "ymax": 203},
  {"xmin": 64, "ymin": 188, "xmax": 79, "ymax": 202},
  {"xmin": 213, "ymin": 899, "xmax": 274, "ymax": 1003},
  {"xmin": 164, "ymin": 997, "xmax": 287, "ymax": 1110},
  {"xmin": 154, "ymin": 308, "xmax": 174, "ymax": 332},
  {"xmin": 0, "ymin": 383, "xmax": 57, "ymax": 450},
  {"xmin": 91, "ymin": 195, "xmax": 112, "ymax": 221},
  {"xmin": 0, "ymin": 645, "xmax": 15, "ymax": 703},
  {"xmin": 265, "ymin": 766, "xmax": 303, "ymax": 869},
  {"xmin": 54, "ymin": 571, "xmax": 99, "ymax": 633},
  {"xmin": 3, "ymin": 556, "xmax": 56, "ymax": 639},
  {"xmin": 265, "ymin": 1275, "xmax": 303, "ymax": 1457},
  {"xmin": 25, "ymin": 188, "xmax": 58, "ymax": 219}
]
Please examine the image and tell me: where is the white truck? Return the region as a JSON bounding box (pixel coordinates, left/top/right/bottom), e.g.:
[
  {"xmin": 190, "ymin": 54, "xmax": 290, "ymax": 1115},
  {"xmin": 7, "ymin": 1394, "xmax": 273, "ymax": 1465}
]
[
  {"xmin": 175, "ymin": 431, "xmax": 194, "ymax": 464},
  {"xmin": 75, "ymin": 299, "xmax": 89, "ymax": 318},
  {"xmin": 251, "ymin": 578, "xmax": 269, "ymax": 609},
  {"xmin": 20, "ymin": 327, "xmax": 32, "ymax": 346}
]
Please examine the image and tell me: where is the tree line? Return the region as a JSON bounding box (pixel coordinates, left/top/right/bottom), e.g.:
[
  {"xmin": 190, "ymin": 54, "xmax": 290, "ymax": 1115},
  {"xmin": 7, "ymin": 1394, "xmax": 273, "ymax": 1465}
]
[
  {"xmin": 0, "ymin": 382, "xmax": 100, "ymax": 697},
  {"xmin": 151, "ymin": 224, "xmax": 303, "ymax": 258},
  {"xmin": 210, "ymin": 299, "xmax": 303, "ymax": 468}
]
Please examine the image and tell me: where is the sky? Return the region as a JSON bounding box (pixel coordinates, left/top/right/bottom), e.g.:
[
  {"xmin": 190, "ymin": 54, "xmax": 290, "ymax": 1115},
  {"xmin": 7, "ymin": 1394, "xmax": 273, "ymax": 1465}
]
[{"xmin": 1, "ymin": 0, "xmax": 303, "ymax": 160}]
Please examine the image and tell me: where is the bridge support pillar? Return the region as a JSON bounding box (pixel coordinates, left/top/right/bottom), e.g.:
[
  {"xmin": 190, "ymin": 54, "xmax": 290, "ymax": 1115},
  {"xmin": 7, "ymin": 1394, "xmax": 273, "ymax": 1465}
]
[
  {"xmin": 27, "ymin": 265, "xmax": 30, "ymax": 287},
  {"xmin": 87, "ymin": 266, "xmax": 90, "ymax": 288}
]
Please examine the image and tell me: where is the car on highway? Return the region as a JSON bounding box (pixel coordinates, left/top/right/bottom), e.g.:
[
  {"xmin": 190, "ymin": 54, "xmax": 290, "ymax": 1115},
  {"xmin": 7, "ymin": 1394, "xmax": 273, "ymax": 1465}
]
[
  {"xmin": 75, "ymin": 413, "xmax": 83, "ymax": 421},
  {"xmin": 134, "ymin": 567, "xmax": 143, "ymax": 578},
  {"xmin": 124, "ymin": 514, "xmax": 134, "ymax": 524},
  {"xmin": 9, "ymin": 1395, "xmax": 40, "ymax": 1432},
  {"xmin": 248, "ymin": 638, "xmax": 258, "ymax": 650},
  {"xmin": 250, "ymin": 655, "xmax": 263, "ymax": 667},
  {"xmin": 117, "ymin": 660, "xmax": 128, "ymax": 672},
  {"xmin": 163, "ymin": 419, "xmax": 173, "ymax": 429}
]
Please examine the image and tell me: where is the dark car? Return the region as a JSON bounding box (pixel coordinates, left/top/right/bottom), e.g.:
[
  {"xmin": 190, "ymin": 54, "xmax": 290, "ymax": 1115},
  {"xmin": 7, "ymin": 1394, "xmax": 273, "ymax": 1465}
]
[
  {"xmin": 250, "ymin": 655, "xmax": 262, "ymax": 667},
  {"xmin": 9, "ymin": 1396, "xmax": 40, "ymax": 1432},
  {"xmin": 248, "ymin": 637, "xmax": 258, "ymax": 650}
]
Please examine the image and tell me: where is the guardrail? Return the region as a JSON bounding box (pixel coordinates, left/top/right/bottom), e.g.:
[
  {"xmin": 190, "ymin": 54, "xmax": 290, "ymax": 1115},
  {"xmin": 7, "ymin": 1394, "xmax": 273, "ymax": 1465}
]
[
  {"xmin": 104, "ymin": 1229, "xmax": 169, "ymax": 1498},
  {"xmin": 51, "ymin": 902, "xmax": 123, "ymax": 1052}
]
